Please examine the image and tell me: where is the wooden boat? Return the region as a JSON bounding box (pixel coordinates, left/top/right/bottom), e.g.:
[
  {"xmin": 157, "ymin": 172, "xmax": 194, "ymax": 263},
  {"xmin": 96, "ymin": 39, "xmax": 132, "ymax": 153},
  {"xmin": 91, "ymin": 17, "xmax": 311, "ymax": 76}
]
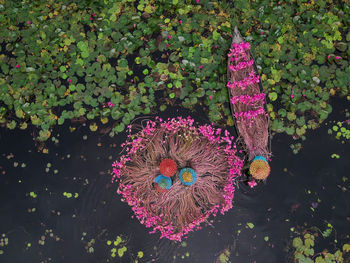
[{"xmin": 227, "ymin": 26, "xmax": 272, "ymax": 163}]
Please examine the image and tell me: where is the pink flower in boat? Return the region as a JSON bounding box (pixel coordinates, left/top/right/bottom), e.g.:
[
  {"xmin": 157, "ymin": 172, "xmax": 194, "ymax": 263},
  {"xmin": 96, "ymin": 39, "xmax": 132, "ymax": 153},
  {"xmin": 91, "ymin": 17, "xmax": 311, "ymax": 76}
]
[
  {"xmin": 16, "ymin": 64, "xmax": 20, "ymax": 68},
  {"xmin": 108, "ymin": 102, "xmax": 115, "ymax": 107}
]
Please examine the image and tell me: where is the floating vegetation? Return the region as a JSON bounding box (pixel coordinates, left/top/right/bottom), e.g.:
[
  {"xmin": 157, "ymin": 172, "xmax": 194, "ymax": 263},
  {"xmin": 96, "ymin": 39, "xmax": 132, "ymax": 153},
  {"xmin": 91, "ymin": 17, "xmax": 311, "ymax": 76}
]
[
  {"xmin": 62, "ymin": 192, "xmax": 79, "ymax": 198},
  {"xmin": 216, "ymin": 248, "xmax": 231, "ymax": 263},
  {"xmin": 0, "ymin": 234, "xmax": 8, "ymax": 255},
  {"xmin": 106, "ymin": 235, "xmax": 128, "ymax": 258},
  {"xmin": 29, "ymin": 191, "xmax": 37, "ymax": 198},
  {"xmin": 328, "ymin": 120, "xmax": 350, "ymax": 142},
  {"xmin": 0, "ymin": 0, "xmax": 348, "ymax": 148},
  {"xmin": 289, "ymin": 226, "xmax": 350, "ymax": 263},
  {"xmin": 331, "ymin": 153, "xmax": 340, "ymax": 159},
  {"xmin": 85, "ymin": 238, "xmax": 95, "ymax": 254}
]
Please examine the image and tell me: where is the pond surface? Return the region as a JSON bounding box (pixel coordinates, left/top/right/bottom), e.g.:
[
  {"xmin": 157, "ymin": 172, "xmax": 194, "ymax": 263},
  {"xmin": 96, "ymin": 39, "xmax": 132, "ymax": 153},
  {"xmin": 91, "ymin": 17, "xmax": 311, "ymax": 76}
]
[{"xmin": 0, "ymin": 98, "xmax": 349, "ymax": 263}]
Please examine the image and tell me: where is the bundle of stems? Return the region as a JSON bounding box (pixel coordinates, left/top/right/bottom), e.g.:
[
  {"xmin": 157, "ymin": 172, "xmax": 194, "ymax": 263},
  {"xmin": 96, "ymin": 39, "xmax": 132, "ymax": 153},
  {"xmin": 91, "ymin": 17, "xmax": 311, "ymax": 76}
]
[{"xmin": 113, "ymin": 117, "xmax": 243, "ymax": 241}]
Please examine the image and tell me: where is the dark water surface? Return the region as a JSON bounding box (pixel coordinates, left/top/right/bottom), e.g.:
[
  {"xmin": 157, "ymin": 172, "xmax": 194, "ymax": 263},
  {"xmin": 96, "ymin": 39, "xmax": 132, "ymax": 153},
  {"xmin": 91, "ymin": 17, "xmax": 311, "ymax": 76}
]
[{"xmin": 0, "ymin": 100, "xmax": 349, "ymax": 263}]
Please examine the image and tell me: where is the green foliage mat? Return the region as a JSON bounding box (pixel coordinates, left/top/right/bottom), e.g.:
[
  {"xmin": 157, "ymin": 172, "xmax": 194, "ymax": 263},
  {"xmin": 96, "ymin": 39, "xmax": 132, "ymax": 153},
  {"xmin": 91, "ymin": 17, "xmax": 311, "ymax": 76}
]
[
  {"xmin": 289, "ymin": 225, "xmax": 350, "ymax": 263},
  {"xmin": 0, "ymin": 0, "xmax": 349, "ymax": 142}
]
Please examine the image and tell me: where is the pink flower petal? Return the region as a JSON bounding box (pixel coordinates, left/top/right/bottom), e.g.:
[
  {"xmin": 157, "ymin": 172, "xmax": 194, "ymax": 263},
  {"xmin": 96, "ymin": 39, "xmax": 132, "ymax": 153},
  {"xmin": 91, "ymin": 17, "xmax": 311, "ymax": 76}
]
[{"xmin": 248, "ymin": 180, "xmax": 257, "ymax": 188}]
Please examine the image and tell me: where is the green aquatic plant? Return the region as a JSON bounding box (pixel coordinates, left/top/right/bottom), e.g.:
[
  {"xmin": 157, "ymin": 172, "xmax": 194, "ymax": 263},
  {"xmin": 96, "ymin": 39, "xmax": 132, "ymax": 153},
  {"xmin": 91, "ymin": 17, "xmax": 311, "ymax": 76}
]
[
  {"xmin": 85, "ymin": 238, "xmax": 95, "ymax": 254},
  {"xmin": 0, "ymin": 234, "xmax": 9, "ymax": 255},
  {"xmin": 290, "ymin": 142, "xmax": 303, "ymax": 155},
  {"xmin": 0, "ymin": 0, "xmax": 349, "ymax": 145},
  {"xmin": 217, "ymin": 249, "xmax": 231, "ymax": 263},
  {"xmin": 289, "ymin": 223, "xmax": 350, "ymax": 263},
  {"xmin": 0, "ymin": 0, "xmax": 235, "ymax": 140},
  {"xmin": 106, "ymin": 235, "xmax": 128, "ymax": 258},
  {"xmin": 29, "ymin": 191, "xmax": 37, "ymax": 198},
  {"xmin": 63, "ymin": 192, "xmax": 79, "ymax": 198},
  {"xmin": 328, "ymin": 120, "xmax": 350, "ymax": 142}
]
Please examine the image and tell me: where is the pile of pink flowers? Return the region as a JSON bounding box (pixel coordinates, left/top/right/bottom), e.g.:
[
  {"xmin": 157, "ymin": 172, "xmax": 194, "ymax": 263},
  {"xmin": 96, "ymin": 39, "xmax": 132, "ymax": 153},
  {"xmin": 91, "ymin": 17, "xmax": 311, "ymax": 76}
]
[
  {"xmin": 112, "ymin": 116, "xmax": 243, "ymax": 241},
  {"xmin": 230, "ymin": 93, "xmax": 266, "ymax": 105}
]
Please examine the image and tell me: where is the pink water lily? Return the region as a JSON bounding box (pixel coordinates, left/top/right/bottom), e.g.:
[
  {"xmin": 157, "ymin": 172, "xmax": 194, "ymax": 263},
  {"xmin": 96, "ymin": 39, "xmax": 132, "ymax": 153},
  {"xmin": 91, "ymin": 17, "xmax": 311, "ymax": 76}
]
[{"xmin": 248, "ymin": 180, "xmax": 257, "ymax": 188}]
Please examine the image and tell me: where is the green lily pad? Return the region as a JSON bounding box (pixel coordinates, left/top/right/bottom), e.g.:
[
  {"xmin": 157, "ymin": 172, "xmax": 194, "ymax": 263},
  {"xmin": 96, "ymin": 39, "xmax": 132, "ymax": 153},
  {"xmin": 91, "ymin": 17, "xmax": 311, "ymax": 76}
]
[
  {"xmin": 89, "ymin": 123, "xmax": 98, "ymax": 132},
  {"xmin": 268, "ymin": 92, "xmax": 278, "ymax": 102}
]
